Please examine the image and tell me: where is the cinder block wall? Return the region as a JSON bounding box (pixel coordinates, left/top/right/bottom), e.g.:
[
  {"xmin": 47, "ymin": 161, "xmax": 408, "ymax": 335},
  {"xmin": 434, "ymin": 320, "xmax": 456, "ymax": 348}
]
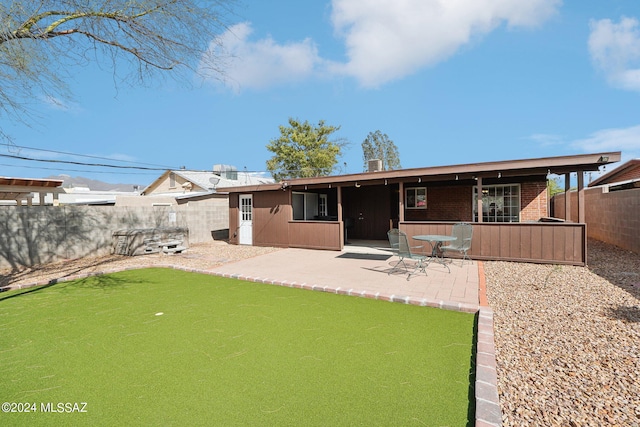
[
  {"xmin": 552, "ymin": 187, "xmax": 640, "ymax": 254},
  {"xmin": 0, "ymin": 201, "xmax": 228, "ymax": 270}
]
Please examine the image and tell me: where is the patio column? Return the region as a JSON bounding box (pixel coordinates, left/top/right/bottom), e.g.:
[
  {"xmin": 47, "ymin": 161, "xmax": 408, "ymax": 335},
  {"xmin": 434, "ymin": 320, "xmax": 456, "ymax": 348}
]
[
  {"xmin": 564, "ymin": 173, "xmax": 571, "ymax": 222},
  {"xmin": 337, "ymin": 186, "xmax": 343, "ymax": 222},
  {"xmin": 398, "ymin": 182, "xmax": 404, "ymax": 222},
  {"xmin": 577, "ymin": 170, "xmax": 585, "ymax": 223},
  {"xmin": 337, "ymin": 186, "xmax": 344, "ymax": 248},
  {"xmin": 476, "ymin": 177, "xmax": 483, "ymax": 223}
]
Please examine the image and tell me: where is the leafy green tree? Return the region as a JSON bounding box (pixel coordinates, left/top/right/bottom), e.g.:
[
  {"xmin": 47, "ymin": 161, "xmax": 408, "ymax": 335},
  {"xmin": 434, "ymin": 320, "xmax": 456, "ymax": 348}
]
[
  {"xmin": 547, "ymin": 177, "xmax": 564, "ymax": 196},
  {"xmin": 361, "ymin": 130, "xmax": 401, "ymax": 171},
  {"xmin": 0, "ymin": 0, "xmax": 235, "ymax": 138},
  {"xmin": 266, "ymin": 118, "xmax": 347, "ymax": 181}
]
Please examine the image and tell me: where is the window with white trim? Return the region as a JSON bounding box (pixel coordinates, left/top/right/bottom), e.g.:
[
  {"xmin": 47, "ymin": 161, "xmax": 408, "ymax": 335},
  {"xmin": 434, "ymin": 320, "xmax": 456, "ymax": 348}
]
[
  {"xmin": 406, "ymin": 187, "xmax": 427, "ymax": 209},
  {"xmin": 474, "ymin": 184, "xmax": 520, "ymax": 222},
  {"xmin": 319, "ymin": 194, "xmax": 328, "ymax": 217}
]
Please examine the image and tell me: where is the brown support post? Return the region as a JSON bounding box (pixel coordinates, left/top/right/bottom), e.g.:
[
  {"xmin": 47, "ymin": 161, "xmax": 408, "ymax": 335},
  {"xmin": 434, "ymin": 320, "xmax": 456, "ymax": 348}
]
[
  {"xmin": 337, "ymin": 186, "xmax": 344, "ymax": 248},
  {"xmin": 476, "ymin": 177, "xmax": 483, "ymax": 223},
  {"xmin": 564, "ymin": 173, "xmax": 571, "ymax": 222},
  {"xmin": 577, "ymin": 170, "xmax": 585, "ymax": 223},
  {"xmin": 398, "ymin": 182, "xmax": 404, "ymax": 223}
]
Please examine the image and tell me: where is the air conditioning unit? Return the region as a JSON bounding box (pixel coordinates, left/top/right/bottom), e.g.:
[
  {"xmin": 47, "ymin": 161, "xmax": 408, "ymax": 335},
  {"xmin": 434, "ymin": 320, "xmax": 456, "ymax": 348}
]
[{"xmin": 368, "ymin": 159, "xmax": 382, "ymax": 172}]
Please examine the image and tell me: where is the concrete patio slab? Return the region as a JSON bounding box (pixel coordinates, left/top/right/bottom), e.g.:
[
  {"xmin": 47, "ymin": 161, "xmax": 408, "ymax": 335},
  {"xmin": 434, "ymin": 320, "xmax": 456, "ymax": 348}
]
[{"xmin": 208, "ymin": 243, "xmax": 480, "ymax": 312}]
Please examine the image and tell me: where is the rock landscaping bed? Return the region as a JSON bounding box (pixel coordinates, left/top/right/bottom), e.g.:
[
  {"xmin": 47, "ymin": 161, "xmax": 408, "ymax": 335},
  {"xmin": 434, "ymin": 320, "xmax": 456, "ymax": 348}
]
[{"xmin": 485, "ymin": 239, "xmax": 640, "ymax": 426}]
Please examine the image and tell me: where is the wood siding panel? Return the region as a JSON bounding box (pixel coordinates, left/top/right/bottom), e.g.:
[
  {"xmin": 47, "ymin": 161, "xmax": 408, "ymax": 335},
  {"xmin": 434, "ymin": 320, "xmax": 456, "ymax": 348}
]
[
  {"xmin": 541, "ymin": 226, "xmax": 552, "ymax": 260},
  {"xmin": 500, "ymin": 226, "xmax": 511, "ymax": 257},
  {"xmin": 510, "ymin": 226, "xmax": 522, "ymax": 259},
  {"xmin": 530, "ymin": 225, "xmax": 543, "ymax": 261},
  {"xmin": 253, "ymin": 191, "xmax": 290, "ymax": 247},
  {"xmin": 288, "ymin": 221, "xmax": 342, "ymax": 250},
  {"xmin": 400, "ymin": 222, "xmax": 586, "ymax": 265},
  {"xmin": 228, "ymin": 194, "xmax": 239, "ymax": 245}
]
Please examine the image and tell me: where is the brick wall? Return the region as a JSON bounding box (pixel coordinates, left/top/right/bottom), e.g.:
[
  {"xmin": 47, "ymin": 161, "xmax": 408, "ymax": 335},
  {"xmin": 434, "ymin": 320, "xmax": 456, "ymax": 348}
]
[
  {"xmin": 403, "ymin": 182, "xmax": 547, "ymax": 222},
  {"xmin": 521, "ymin": 181, "xmax": 548, "ymax": 221},
  {"xmin": 427, "ymin": 186, "xmax": 473, "ymax": 221}
]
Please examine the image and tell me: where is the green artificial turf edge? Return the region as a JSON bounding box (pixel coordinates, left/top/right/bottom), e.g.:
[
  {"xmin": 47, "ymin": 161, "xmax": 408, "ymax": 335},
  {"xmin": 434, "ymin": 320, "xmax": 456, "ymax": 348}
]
[{"xmin": 0, "ymin": 268, "xmax": 476, "ymax": 426}]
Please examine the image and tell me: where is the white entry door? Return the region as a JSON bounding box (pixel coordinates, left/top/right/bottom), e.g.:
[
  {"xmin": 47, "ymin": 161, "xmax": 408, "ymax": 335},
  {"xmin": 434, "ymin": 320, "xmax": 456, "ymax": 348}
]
[{"xmin": 239, "ymin": 195, "xmax": 253, "ymax": 245}]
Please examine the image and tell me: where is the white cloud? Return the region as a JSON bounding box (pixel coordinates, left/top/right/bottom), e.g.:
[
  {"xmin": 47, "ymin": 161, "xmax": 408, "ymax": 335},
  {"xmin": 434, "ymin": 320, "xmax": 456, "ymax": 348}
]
[
  {"xmin": 204, "ymin": 22, "xmax": 324, "ymax": 92},
  {"xmin": 330, "ymin": 0, "xmax": 562, "ymax": 87},
  {"xmin": 205, "ymin": 1, "xmax": 561, "ymax": 91},
  {"xmin": 589, "ymin": 17, "xmax": 640, "ymax": 92},
  {"xmin": 571, "ymin": 125, "xmax": 640, "ymax": 155}
]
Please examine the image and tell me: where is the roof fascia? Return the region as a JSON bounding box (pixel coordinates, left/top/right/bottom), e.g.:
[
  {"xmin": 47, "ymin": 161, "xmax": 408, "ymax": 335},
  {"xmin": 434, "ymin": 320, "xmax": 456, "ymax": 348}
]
[
  {"xmin": 220, "ymin": 152, "xmax": 622, "ymax": 193},
  {"xmin": 0, "ymin": 177, "xmax": 63, "ymax": 188},
  {"xmin": 589, "ymin": 159, "xmax": 640, "ymax": 187},
  {"xmin": 142, "ymin": 170, "xmax": 171, "ymax": 194}
]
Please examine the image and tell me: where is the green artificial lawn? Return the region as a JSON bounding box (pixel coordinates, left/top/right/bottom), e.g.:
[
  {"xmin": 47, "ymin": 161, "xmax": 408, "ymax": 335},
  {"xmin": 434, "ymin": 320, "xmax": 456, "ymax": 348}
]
[{"xmin": 0, "ymin": 268, "xmax": 476, "ymax": 426}]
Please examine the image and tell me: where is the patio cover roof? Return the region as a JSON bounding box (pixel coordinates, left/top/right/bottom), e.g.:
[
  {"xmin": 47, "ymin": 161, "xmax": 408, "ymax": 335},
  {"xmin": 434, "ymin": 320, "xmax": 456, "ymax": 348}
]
[
  {"xmin": 0, "ymin": 176, "xmax": 64, "ymax": 202},
  {"xmin": 219, "ymin": 151, "xmax": 622, "ymax": 192}
]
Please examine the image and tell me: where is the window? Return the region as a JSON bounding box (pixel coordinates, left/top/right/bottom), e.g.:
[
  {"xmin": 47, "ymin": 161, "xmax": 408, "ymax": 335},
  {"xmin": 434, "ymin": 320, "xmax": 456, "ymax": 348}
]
[
  {"xmin": 473, "ymin": 184, "xmax": 520, "ymax": 222},
  {"xmin": 241, "ymin": 196, "xmax": 252, "ymax": 221},
  {"xmin": 319, "ymin": 194, "xmax": 328, "ymax": 217},
  {"xmin": 292, "ymin": 192, "xmax": 319, "ymax": 220},
  {"xmin": 169, "ymin": 172, "xmax": 176, "ymax": 188},
  {"xmin": 406, "ymin": 187, "xmax": 427, "ymax": 209}
]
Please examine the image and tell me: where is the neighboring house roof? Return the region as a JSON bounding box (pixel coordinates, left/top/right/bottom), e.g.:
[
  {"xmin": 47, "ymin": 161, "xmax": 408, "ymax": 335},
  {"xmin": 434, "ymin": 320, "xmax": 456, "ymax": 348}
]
[
  {"xmin": 142, "ymin": 170, "xmax": 274, "ymax": 196},
  {"xmin": 588, "ymin": 159, "xmax": 640, "ymax": 187},
  {"xmin": 219, "ymin": 152, "xmax": 622, "ymax": 193}
]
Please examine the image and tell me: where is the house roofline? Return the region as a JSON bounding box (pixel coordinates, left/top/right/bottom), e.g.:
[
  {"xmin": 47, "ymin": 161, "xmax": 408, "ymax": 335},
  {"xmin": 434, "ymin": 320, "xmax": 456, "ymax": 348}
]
[
  {"xmin": 588, "ymin": 158, "xmax": 640, "ymax": 187},
  {"xmin": 219, "ymin": 152, "xmax": 622, "ymax": 193}
]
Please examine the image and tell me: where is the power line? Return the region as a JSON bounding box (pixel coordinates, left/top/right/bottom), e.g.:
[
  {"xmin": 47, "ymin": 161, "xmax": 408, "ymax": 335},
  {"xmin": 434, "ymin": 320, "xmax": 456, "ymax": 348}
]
[
  {"xmin": 0, "ymin": 162, "xmax": 160, "ymax": 176},
  {"xmin": 1, "ymin": 141, "xmax": 179, "ymax": 169},
  {"xmin": 0, "ymin": 152, "xmax": 172, "ymax": 171}
]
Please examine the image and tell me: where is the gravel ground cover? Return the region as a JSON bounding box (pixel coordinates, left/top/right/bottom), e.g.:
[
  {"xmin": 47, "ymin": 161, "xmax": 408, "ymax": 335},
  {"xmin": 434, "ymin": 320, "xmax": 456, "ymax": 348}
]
[{"xmin": 485, "ymin": 239, "xmax": 640, "ymax": 426}]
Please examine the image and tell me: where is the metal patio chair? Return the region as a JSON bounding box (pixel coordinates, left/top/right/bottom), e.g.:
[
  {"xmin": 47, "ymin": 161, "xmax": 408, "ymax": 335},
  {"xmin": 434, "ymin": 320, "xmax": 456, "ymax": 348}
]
[
  {"xmin": 387, "ymin": 229, "xmax": 427, "ymax": 280},
  {"xmin": 387, "ymin": 228, "xmax": 401, "ymax": 255},
  {"xmin": 441, "ymin": 222, "xmax": 473, "ymax": 264}
]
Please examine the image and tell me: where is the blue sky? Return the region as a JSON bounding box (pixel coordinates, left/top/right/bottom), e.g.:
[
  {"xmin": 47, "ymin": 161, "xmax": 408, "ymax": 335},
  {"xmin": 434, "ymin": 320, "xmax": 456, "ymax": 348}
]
[{"xmin": 2, "ymin": 0, "xmax": 640, "ymax": 186}]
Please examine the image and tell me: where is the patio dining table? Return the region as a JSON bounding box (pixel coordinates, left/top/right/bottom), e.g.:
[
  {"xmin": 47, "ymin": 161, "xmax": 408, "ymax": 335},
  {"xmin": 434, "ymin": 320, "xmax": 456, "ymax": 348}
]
[{"xmin": 412, "ymin": 234, "xmax": 457, "ymax": 273}]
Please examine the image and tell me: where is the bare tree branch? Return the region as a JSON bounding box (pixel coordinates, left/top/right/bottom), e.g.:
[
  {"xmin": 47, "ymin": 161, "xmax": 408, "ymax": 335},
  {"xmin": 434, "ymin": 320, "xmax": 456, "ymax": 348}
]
[{"xmin": 0, "ymin": 0, "xmax": 236, "ymax": 136}]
